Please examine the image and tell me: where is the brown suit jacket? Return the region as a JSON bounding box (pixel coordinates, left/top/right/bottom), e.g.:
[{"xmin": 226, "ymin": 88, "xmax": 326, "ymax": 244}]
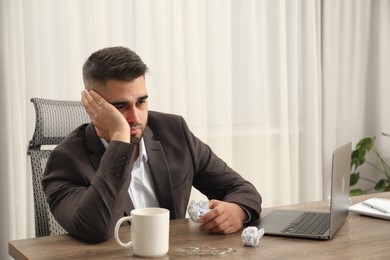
[{"xmin": 42, "ymin": 111, "xmax": 262, "ymax": 242}]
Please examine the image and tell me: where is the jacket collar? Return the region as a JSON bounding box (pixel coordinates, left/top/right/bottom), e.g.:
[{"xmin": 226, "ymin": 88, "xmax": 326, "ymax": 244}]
[{"xmin": 143, "ymin": 127, "xmax": 177, "ymax": 219}]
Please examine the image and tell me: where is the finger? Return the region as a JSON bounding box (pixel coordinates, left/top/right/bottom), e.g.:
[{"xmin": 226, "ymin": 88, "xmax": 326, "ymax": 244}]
[
  {"xmin": 218, "ymin": 223, "xmax": 240, "ymax": 234},
  {"xmin": 81, "ymin": 90, "xmax": 90, "ymax": 106},
  {"xmin": 81, "ymin": 90, "xmax": 106, "ymax": 128},
  {"xmin": 200, "ymin": 209, "xmax": 217, "ymax": 224},
  {"xmin": 209, "ymin": 219, "xmax": 231, "ymax": 233},
  {"xmin": 205, "ymin": 214, "xmax": 243, "ymax": 234},
  {"xmin": 200, "ymin": 199, "xmax": 221, "ymax": 224},
  {"xmin": 88, "ymin": 90, "xmax": 105, "ymax": 106},
  {"xmin": 81, "ymin": 90, "xmax": 93, "ymax": 114},
  {"xmin": 199, "ymin": 216, "xmax": 227, "ymax": 233},
  {"xmin": 81, "ymin": 89, "xmax": 101, "ymax": 108},
  {"xmin": 81, "ymin": 90, "xmax": 97, "ymax": 117},
  {"xmin": 199, "ymin": 210, "xmax": 227, "ymax": 232}
]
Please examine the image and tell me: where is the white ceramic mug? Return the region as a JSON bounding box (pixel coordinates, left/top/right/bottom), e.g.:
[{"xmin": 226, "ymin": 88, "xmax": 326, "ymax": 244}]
[{"xmin": 114, "ymin": 207, "xmax": 170, "ymax": 257}]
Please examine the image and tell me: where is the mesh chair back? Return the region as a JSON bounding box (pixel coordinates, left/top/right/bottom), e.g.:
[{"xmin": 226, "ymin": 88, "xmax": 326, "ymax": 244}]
[
  {"xmin": 29, "ymin": 98, "xmax": 91, "ymax": 149},
  {"xmin": 28, "ymin": 98, "xmax": 90, "ymax": 236}
]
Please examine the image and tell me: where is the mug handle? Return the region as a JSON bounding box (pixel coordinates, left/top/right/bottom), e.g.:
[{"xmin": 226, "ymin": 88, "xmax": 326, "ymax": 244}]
[{"xmin": 114, "ymin": 216, "xmax": 133, "ymax": 248}]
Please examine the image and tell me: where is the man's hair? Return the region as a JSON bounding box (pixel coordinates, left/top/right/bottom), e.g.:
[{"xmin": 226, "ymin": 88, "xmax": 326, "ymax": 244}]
[{"xmin": 82, "ymin": 46, "xmax": 148, "ymax": 89}]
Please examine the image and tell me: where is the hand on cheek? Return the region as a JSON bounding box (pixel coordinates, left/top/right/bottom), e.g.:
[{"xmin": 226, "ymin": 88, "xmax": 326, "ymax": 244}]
[{"xmin": 81, "ymin": 90, "xmax": 130, "ymax": 142}]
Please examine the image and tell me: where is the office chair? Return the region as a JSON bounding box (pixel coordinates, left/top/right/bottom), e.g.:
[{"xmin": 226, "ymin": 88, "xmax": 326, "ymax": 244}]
[{"xmin": 27, "ymin": 98, "xmax": 90, "ymax": 237}]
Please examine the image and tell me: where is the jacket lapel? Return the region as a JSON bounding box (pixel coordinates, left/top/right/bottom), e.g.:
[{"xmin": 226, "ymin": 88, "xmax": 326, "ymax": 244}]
[{"xmin": 143, "ymin": 127, "xmax": 177, "ymax": 219}]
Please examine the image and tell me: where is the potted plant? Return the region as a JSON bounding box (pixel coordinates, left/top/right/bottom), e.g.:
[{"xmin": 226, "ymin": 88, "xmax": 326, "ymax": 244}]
[{"xmin": 350, "ymin": 132, "xmax": 390, "ymax": 196}]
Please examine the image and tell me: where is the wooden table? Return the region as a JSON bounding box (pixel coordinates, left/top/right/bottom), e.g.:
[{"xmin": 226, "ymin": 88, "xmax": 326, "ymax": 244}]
[{"xmin": 9, "ymin": 192, "xmax": 390, "ymax": 259}]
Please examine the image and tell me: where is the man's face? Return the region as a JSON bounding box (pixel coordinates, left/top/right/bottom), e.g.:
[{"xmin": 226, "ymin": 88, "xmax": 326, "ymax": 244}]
[{"xmin": 98, "ymin": 76, "xmax": 148, "ymax": 144}]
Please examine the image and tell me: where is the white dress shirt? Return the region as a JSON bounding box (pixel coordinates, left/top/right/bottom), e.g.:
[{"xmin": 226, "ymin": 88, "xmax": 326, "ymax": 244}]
[{"xmin": 100, "ymin": 138, "xmax": 159, "ymax": 208}]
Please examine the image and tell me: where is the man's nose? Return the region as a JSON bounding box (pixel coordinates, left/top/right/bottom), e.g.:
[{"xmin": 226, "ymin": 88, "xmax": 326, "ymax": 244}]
[{"xmin": 124, "ymin": 106, "xmax": 140, "ymax": 123}]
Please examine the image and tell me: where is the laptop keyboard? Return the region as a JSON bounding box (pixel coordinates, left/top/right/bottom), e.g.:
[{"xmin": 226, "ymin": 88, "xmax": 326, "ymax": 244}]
[{"xmin": 282, "ymin": 212, "xmax": 330, "ymax": 235}]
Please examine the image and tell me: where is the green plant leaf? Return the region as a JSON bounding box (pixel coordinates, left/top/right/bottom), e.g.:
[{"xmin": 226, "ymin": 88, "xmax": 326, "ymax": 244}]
[
  {"xmin": 350, "ymin": 172, "xmax": 360, "ymax": 186},
  {"xmin": 356, "ymin": 137, "xmax": 375, "ymax": 150},
  {"xmin": 350, "ymin": 188, "xmax": 365, "ymax": 196},
  {"xmin": 375, "ymin": 179, "xmax": 385, "ymax": 190},
  {"xmin": 350, "ymin": 133, "xmax": 390, "ymax": 194},
  {"xmin": 351, "ymin": 137, "xmax": 375, "ymax": 169}
]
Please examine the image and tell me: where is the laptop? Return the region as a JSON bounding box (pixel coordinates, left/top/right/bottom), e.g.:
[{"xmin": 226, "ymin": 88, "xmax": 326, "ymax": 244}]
[{"xmin": 259, "ymin": 142, "xmax": 351, "ymax": 240}]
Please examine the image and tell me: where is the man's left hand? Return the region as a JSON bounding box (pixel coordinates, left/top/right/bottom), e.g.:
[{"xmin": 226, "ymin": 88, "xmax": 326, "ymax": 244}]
[{"xmin": 199, "ymin": 200, "xmax": 246, "ymax": 234}]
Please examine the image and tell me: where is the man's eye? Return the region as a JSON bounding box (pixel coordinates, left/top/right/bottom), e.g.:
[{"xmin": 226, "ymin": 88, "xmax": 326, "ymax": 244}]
[
  {"xmin": 114, "ymin": 104, "xmax": 126, "ymax": 110},
  {"xmin": 137, "ymin": 98, "xmax": 148, "ymax": 106}
]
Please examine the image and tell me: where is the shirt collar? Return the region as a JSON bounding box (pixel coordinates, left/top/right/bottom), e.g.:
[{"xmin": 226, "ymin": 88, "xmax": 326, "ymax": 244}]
[{"xmin": 138, "ymin": 138, "xmax": 148, "ymax": 162}]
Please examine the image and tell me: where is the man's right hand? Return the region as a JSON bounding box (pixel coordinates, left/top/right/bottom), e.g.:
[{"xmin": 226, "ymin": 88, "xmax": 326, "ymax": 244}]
[{"xmin": 81, "ymin": 90, "xmax": 130, "ymax": 143}]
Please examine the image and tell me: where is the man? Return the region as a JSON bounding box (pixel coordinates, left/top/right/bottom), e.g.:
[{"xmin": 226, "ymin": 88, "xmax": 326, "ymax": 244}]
[{"xmin": 42, "ymin": 46, "xmax": 262, "ymax": 242}]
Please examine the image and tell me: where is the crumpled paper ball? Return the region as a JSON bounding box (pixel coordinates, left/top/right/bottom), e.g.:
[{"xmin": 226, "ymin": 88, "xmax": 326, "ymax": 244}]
[
  {"xmin": 241, "ymin": 227, "xmax": 265, "ymax": 247},
  {"xmin": 187, "ymin": 200, "xmax": 210, "ymax": 223}
]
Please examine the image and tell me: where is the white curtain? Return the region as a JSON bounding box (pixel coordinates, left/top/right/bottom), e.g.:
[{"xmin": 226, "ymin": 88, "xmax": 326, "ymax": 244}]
[
  {"xmin": 2, "ymin": 0, "xmax": 388, "ymax": 258},
  {"xmin": 322, "ymin": 0, "xmax": 390, "ymax": 194}
]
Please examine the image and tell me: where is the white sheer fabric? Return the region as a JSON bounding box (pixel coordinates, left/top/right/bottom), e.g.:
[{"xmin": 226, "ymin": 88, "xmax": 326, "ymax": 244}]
[
  {"xmin": 322, "ymin": 0, "xmax": 390, "ymax": 194},
  {"xmin": 1, "ymin": 1, "xmax": 389, "ymax": 259}
]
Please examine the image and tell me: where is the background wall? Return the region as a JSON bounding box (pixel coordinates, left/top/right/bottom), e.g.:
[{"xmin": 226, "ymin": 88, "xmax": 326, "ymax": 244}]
[{"xmin": 1, "ymin": 0, "xmax": 389, "ymax": 259}]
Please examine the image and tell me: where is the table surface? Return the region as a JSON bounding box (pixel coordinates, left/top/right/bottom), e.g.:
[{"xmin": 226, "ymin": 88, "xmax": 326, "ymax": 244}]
[{"xmin": 9, "ymin": 192, "xmax": 390, "ymax": 259}]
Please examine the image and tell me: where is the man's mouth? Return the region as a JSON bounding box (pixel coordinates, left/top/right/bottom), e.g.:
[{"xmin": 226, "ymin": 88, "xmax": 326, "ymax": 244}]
[{"xmin": 130, "ymin": 128, "xmax": 140, "ymax": 135}]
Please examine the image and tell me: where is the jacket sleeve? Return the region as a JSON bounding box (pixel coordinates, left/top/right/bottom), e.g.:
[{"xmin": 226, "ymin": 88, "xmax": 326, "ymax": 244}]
[
  {"xmin": 179, "ymin": 117, "xmax": 262, "ymax": 225},
  {"xmin": 42, "ymin": 140, "xmax": 135, "ymax": 242}
]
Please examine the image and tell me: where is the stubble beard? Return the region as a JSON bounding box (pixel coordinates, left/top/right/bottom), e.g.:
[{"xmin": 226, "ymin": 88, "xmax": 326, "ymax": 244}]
[
  {"xmin": 130, "ymin": 134, "xmax": 142, "ymax": 145},
  {"xmin": 130, "ymin": 123, "xmax": 144, "ymax": 145}
]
